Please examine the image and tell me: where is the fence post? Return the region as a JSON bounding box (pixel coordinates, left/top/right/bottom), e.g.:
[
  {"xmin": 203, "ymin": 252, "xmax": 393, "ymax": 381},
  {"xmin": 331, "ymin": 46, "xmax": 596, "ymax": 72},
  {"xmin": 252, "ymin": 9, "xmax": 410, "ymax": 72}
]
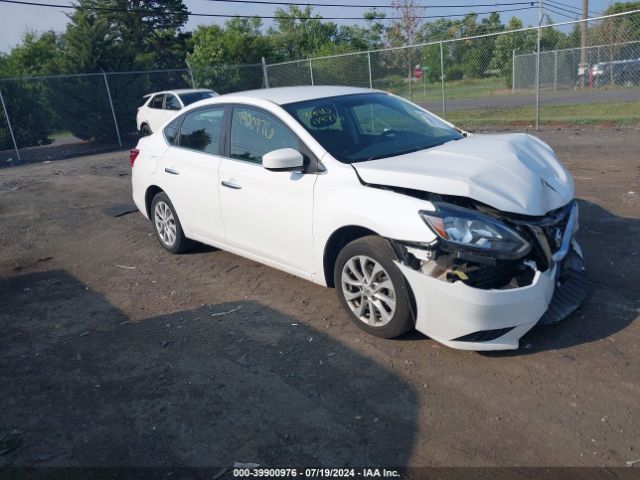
[
  {"xmin": 262, "ymin": 57, "xmax": 270, "ymax": 88},
  {"xmin": 101, "ymin": 69, "xmax": 122, "ymax": 147},
  {"xmin": 309, "ymin": 60, "xmax": 314, "ymax": 86},
  {"xmin": 186, "ymin": 60, "xmax": 196, "ymax": 88},
  {"xmin": 0, "ymin": 85, "xmax": 21, "ymax": 162},
  {"xmin": 440, "ymin": 41, "xmax": 446, "ymax": 119},
  {"xmin": 512, "ymin": 49, "xmax": 516, "ymax": 93},
  {"xmin": 553, "ymin": 50, "xmax": 558, "ymax": 92},
  {"xmin": 367, "ymin": 51, "xmax": 373, "ymax": 89}
]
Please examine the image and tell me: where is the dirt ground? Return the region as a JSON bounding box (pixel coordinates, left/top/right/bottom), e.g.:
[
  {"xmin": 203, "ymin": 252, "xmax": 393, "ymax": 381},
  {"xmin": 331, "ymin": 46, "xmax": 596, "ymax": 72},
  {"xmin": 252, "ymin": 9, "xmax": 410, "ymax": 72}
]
[{"xmin": 0, "ymin": 128, "xmax": 638, "ymax": 470}]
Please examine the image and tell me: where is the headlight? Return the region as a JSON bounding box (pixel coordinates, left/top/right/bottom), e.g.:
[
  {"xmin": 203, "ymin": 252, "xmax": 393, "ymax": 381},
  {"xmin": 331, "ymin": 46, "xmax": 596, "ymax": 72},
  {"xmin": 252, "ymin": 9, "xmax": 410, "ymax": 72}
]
[{"xmin": 420, "ymin": 204, "xmax": 531, "ymax": 259}]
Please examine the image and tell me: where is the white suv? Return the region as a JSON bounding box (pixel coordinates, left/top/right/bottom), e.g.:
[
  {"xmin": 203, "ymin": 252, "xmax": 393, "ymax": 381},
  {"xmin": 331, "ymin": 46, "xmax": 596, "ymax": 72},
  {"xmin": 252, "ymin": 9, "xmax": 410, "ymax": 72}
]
[
  {"xmin": 136, "ymin": 89, "xmax": 218, "ymax": 135},
  {"xmin": 130, "ymin": 86, "xmax": 589, "ymax": 351}
]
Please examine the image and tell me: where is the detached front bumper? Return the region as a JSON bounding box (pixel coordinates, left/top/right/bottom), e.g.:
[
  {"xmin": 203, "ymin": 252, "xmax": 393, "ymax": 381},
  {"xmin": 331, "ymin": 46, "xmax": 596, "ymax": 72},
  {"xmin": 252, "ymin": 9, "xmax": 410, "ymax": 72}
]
[{"xmin": 396, "ymin": 203, "xmax": 590, "ymax": 351}]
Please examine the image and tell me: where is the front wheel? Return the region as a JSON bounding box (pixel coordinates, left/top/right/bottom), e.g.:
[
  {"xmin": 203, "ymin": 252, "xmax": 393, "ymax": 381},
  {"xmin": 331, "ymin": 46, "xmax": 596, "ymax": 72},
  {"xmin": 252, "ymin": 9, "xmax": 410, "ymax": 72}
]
[{"xmin": 334, "ymin": 235, "xmax": 414, "ymax": 339}]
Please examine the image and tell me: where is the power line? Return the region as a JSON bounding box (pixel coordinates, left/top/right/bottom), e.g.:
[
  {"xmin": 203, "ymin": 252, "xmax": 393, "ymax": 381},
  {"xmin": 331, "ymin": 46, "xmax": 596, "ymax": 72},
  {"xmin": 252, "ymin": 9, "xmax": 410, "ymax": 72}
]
[
  {"xmin": 0, "ymin": 0, "xmax": 537, "ymax": 20},
  {"xmin": 202, "ymin": 0, "xmax": 535, "ymax": 8},
  {"xmin": 544, "ymin": 2, "xmax": 583, "ymax": 16},
  {"xmin": 546, "ymin": 0, "xmax": 600, "ymax": 16},
  {"xmin": 544, "ymin": 5, "xmax": 578, "ymax": 19}
]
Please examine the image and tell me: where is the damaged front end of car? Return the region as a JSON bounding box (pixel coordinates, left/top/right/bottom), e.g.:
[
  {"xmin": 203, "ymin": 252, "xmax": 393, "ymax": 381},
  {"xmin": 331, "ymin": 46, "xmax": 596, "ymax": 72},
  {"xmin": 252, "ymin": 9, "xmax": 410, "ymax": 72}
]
[{"xmin": 387, "ymin": 193, "xmax": 591, "ymax": 349}]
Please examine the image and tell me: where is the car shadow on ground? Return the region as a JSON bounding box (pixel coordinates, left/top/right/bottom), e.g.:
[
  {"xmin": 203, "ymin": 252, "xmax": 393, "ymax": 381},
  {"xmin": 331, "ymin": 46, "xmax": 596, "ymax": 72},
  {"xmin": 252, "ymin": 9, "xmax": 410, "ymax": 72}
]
[
  {"xmin": 0, "ymin": 269, "xmax": 418, "ymax": 468},
  {"xmin": 483, "ymin": 199, "xmax": 639, "ymax": 357}
]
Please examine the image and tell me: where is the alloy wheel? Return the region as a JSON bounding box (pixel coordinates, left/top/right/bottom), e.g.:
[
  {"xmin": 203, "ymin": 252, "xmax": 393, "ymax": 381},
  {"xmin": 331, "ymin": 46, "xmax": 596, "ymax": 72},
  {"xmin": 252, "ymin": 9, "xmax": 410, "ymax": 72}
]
[
  {"xmin": 341, "ymin": 255, "xmax": 397, "ymax": 327},
  {"xmin": 154, "ymin": 201, "xmax": 177, "ymax": 247}
]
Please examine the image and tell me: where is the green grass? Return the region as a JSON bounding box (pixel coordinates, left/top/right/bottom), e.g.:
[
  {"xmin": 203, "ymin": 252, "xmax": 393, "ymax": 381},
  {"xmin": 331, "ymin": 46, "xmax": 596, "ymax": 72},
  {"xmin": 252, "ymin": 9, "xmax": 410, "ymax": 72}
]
[
  {"xmin": 446, "ymin": 101, "xmax": 640, "ymax": 128},
  {"xmin": 381, "ymin": 77, "xmax": 511, "ymax": 102}
]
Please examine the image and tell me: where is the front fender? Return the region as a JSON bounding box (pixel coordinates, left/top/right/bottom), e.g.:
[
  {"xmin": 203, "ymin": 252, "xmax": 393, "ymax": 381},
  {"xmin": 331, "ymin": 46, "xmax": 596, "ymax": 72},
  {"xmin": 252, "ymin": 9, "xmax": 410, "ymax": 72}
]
[{"xmin": 312, "ymin": 164, "xmax": 437, "ymax": 285}]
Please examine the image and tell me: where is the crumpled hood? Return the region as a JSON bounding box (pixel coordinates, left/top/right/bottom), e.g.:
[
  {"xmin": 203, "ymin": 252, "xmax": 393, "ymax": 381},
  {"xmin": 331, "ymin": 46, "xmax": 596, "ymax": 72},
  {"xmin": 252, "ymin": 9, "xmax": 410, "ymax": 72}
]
[{"xmin": 353, "ymin": 133, "xmax": 574, "ymax": 216}]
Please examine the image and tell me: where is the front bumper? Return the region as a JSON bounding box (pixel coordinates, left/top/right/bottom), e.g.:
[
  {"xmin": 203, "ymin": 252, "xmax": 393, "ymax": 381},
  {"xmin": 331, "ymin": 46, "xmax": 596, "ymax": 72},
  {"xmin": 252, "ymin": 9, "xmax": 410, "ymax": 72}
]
[
  {"xmin": 398, "ymin": 261, "xmax": 556, "ymax": 350},
  {"xmin": 397, "ymin": 202, "xmax": 589, "ymax": 351}
]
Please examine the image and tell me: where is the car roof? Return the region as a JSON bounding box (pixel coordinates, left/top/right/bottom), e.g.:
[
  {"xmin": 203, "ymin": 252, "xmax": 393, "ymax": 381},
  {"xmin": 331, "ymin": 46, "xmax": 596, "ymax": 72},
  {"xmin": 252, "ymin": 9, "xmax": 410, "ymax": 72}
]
[
  {"xmin": 144, "ymin": 89, "xmax": 214, "ymax": 98},
  {"xmin": 216, "ymin": 86, "xmax": 379, "ymax": 106}
]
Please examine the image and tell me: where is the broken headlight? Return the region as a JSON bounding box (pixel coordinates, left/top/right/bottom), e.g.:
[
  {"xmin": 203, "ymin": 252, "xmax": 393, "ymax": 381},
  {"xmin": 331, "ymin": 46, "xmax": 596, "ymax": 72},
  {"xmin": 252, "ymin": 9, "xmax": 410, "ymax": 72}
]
[{"xmin": 420, "ymin": 204, "xmax": 531, "ymax": 260}]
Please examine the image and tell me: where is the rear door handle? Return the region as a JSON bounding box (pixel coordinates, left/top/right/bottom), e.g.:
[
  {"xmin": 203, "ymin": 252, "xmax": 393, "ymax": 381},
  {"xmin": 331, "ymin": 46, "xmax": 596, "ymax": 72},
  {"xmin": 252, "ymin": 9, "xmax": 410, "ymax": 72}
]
[
  {"xmin": 164, "ymin": 167, "xmax": 179, "ymax": 175},
  {"xmin": 221, "ymin": 180, "xmax": 242, "ymax": 190}
]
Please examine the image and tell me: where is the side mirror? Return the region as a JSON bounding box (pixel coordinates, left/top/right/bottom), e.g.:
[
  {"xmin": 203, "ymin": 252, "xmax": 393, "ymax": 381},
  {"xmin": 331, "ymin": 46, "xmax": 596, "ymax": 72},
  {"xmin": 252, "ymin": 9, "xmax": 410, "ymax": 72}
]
[{"xmin": 262, "ymin": 148, "xmax": 305, "ymax": 172}]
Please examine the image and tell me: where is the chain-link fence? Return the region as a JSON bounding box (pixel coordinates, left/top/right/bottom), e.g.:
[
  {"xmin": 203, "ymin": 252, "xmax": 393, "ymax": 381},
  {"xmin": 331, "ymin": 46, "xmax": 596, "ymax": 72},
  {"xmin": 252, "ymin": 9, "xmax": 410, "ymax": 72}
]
[
  {"xmin": 515, "ymin": 40, "xmax": 640, "ymax": 90},
  {"xmin": 1, "ymin": 9, "xmax": 639, "ymax": 164},
  {"xmin": 267, "ymin": 9, "xmax": 640, "ymax": 130},
  {"xmin": 0, "ymin": 64, "xmax": 266, "ymax": 163}
]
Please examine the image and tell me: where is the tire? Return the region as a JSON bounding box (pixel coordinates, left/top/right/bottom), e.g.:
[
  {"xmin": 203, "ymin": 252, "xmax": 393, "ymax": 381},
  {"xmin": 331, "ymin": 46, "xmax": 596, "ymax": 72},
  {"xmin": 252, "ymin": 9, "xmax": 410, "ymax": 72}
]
[
  {"xmin": 140, "ymin": 123, "xmax": 152, "ymax": 137},
  {"xmin": 150, "ymin": 192, "xmax": 191, "ymax": 254},
  {"xmin": 334, "ymin": 235, "xmax": 414, "ymax": 339}
]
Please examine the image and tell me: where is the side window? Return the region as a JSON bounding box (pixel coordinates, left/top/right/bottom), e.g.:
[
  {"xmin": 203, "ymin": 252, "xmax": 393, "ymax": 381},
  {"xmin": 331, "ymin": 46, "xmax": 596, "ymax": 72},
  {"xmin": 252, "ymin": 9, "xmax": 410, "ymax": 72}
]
[
  {"xmin": 164, "ymin": 115, "xmax": 182, "ymax": 145},
  {"xmin": 149, "ymin": 94, "xmax": 164, "ymax": 109},
  {"xmin": 178, "ymin": 107, "xmax": 224, "ymax": 154},
  {"xmin": 164, "ymin": 94, "xmax": 181, "ymax": 111},
  {"xmin": 230, "ymin": 107, "xmax": 299, "ymax": 164}
]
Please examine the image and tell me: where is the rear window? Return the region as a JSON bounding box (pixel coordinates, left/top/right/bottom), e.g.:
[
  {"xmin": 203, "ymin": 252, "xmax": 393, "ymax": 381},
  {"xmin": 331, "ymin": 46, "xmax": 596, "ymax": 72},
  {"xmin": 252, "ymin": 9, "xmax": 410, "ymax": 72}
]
[{"xmin": 179, "ymin": 91, "xmax": 216, "ymax": 106}]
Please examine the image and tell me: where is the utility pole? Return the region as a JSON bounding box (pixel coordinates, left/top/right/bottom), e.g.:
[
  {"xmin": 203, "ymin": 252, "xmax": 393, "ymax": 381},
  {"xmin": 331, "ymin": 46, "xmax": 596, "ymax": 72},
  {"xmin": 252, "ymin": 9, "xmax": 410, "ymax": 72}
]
[
  {"xmin": 535, "ymin": 0, "xmax": 543, "ymax": 130},
  {"xmin": 580, "ymin": 0, "xmax": 588, "ymax": 88}
]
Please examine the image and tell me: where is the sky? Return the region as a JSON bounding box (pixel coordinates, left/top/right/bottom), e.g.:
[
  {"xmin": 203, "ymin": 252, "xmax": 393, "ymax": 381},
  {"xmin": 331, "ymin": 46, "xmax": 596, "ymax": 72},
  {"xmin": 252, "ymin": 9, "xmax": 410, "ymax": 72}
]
[{"xmin": 0, "ymin": 0, "xmax": 619, "ymax": 54}]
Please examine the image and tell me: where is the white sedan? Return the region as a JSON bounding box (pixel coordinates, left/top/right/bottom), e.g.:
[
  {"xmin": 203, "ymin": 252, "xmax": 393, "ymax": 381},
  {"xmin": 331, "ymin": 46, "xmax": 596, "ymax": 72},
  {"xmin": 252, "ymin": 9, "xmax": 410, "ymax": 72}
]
[
  {"xmin": 136, "ymin": 88, "xmax": 218, "ymax": 135},
  {"xmin": 130, "ymin": 86, "xmax": 589, "ymax": 351}
]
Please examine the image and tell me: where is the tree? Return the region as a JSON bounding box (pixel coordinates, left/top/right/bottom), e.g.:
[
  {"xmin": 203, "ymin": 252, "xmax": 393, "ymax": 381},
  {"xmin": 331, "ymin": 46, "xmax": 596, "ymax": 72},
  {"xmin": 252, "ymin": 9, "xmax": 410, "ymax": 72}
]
[
  {"xmin": 269, "ymin": 6, "xmax": 339, "ymax": 60},
  {"xmin": 187, "ymin": 17, "xmax": 274, "ymax": 93},
  {"xmin": 0, "ymin": 31, "xmax": 61, "ymax": 149},
  {"xmin": 490, "ymin": 17, "xmax": 536, "ymax": 87},
  {"xmin": 49, "ymin": 0, "xmax": 191, "ymax": 141}
]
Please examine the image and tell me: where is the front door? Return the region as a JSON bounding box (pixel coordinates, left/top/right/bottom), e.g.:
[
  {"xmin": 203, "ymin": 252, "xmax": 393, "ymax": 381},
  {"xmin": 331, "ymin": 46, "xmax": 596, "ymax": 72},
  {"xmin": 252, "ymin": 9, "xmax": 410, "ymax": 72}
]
[{"xmin": 218, "ymin": 106, "xmax": 316, "ymax": 277}]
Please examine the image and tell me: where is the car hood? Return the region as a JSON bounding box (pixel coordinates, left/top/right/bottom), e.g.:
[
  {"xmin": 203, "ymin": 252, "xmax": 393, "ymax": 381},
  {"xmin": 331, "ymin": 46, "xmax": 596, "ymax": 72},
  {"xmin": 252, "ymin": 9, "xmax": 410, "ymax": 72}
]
[{"xmin": 352, "ymin": 133, "xmax": 574, "ymax": 216}]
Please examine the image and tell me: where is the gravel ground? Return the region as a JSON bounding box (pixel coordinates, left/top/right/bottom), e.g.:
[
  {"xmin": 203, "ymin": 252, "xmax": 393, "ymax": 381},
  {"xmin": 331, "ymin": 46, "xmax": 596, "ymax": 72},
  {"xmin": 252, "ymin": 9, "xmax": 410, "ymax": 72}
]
[{"xmin": 0, "ymin": 128, "xmax": 638, "ymax": 469}]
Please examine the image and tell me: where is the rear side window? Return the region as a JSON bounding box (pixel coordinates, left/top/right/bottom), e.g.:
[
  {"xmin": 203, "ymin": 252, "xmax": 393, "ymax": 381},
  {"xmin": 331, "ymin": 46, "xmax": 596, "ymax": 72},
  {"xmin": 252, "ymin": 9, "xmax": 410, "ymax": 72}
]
[
  {"xmin": 149, "ymin": 94, "xmax": 164, "ymax": 109},
  {"xmin": 164, "ymin": 116, "xmax": 182, "ymax": 145},
  {"xmin": 178, "ymin": 107, "xmax": 225, "ymax": 155},
  {"xmin": 230, "ymin": 107, "xmax": 298, "ymax": 164}
]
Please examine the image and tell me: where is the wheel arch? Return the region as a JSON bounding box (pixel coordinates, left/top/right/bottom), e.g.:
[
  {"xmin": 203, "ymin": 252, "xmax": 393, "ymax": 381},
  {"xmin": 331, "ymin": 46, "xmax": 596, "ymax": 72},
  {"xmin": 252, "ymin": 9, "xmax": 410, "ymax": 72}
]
[
  {"xmin": 145, "ymin": 185, "xmax": 164, "ymax": 218},
  {"xmin": 322, "ymin": 225, "xmax": 379, "ymax": 288}
]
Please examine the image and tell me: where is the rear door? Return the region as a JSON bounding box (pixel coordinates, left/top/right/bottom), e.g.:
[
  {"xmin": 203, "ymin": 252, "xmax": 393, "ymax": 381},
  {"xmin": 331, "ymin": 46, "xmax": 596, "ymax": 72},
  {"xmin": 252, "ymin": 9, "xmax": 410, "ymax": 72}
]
[
  {"xmin": 160, "ymin": 105, "xmax": 226, "ymax": 243},
  {"xmin": 218, "ymin": 105, "xmax": 317, "ymax": 277}
]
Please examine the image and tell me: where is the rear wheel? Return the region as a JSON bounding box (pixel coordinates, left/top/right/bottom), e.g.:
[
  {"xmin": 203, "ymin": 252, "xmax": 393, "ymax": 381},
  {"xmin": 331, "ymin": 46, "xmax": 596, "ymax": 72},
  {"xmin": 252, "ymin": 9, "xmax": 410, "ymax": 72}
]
[
  {"xmin": 150, "ymin": 192, "xmax": 191, "ymax": 254},
  {"xmin": 140, "ymin": 123, "xmax": 152, "ymax": 137},
  {"xmin": 334, "ymin": 235, "xmax": 413, "ymax": 338}
]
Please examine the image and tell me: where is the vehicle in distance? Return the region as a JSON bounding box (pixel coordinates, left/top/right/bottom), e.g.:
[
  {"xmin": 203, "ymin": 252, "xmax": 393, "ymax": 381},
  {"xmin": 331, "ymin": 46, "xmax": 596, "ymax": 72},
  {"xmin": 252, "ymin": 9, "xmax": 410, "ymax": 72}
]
[
  {"xmin": 136, "ymin": 88, "xmax": 218, "ymax": 136},
  {"xmin": 130, "ymin": 86, "xmax": 589, "ymax": 351}
]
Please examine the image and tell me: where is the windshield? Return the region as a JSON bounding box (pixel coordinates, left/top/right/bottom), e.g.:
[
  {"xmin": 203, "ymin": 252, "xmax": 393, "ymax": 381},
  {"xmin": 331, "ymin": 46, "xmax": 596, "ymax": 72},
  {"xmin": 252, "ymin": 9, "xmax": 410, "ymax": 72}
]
[
  {"xmin": 283, "ymin": 93, "xmax": 463, "ymax": 163},
  {"xmin": 179, "ymin": 91, "xmax": 215, "ymax": 106}
]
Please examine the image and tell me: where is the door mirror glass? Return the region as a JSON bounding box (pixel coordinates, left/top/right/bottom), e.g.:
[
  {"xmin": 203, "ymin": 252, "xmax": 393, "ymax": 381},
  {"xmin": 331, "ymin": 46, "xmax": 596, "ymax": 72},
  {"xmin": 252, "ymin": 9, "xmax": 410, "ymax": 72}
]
[{"xmin": 262, "ymin": 148, "xmax": 304, "ymax": 171}]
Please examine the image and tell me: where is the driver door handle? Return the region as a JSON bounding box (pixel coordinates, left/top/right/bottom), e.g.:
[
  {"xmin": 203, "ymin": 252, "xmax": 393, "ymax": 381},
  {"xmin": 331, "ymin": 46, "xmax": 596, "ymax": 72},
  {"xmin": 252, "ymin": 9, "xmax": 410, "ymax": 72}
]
[
  {"xmin": 164, "ymin": 167, "xmax": 179, "ymax": 175},
  {"xmin": 221, "ymin": 180, "xmax": 242, "ymax": 190}
]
